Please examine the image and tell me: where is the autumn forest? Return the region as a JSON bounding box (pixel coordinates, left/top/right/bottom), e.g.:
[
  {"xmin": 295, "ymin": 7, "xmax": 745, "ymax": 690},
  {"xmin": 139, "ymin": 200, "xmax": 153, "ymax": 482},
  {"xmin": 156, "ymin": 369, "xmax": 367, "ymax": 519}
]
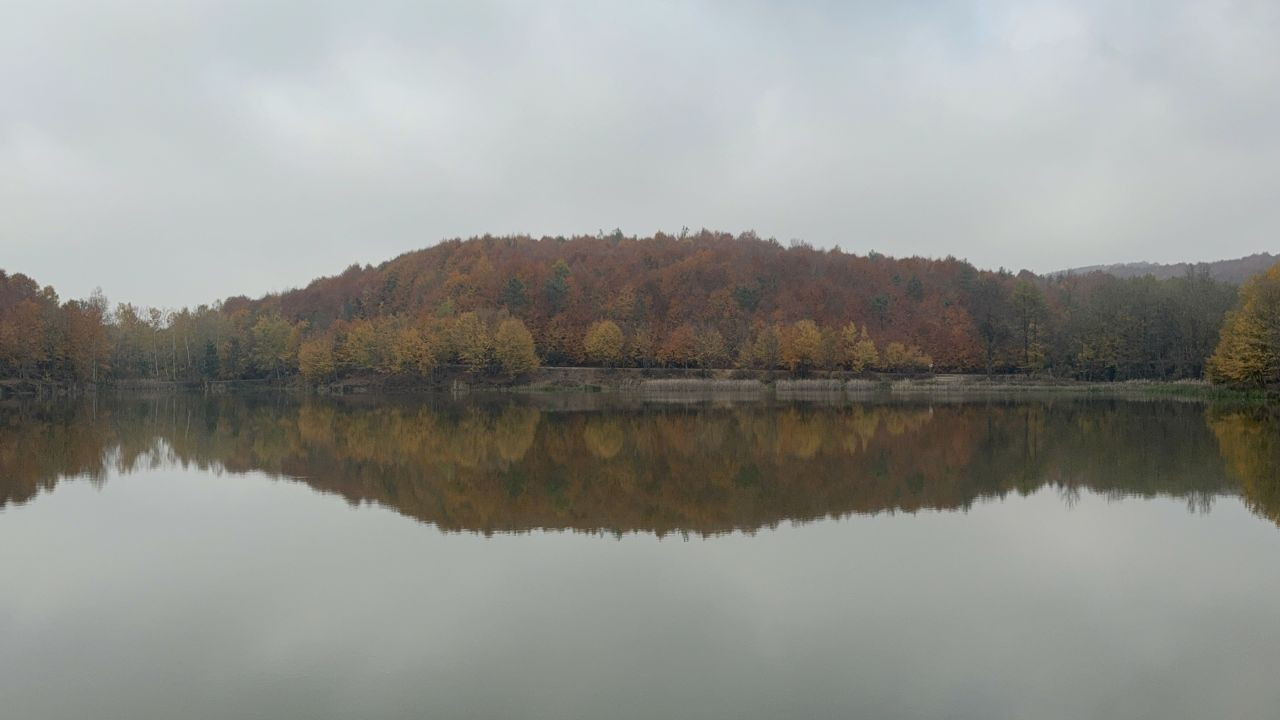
[{"xmin": 1, "ymin": 231, "xmax": 1277, "ymax": 388}]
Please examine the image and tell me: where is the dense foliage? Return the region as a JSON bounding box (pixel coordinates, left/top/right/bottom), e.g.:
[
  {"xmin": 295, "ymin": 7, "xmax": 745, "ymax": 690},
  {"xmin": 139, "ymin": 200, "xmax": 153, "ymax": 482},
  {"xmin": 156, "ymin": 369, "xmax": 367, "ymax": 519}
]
[
  {"xmin": 1208, "ymin": 263, "xmax": 1280, "ymax": 386},
  {"xmin": 0, "ymin": 232, "xmax": 1252, "ymax": 384},
  {"xmin": 0, "ymin": 271, "xmax": 108, "ymax": 383}
]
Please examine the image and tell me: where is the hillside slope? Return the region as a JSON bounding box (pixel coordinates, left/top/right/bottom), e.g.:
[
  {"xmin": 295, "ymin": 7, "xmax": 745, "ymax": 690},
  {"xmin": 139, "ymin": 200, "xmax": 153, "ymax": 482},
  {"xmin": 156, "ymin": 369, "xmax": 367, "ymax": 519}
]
[
  {"xmin": 247, "ymin": 231, "xmax": 990, "ymax": 368},
  {"xmin": 233, "ymin": 231, "xmax": 1236, "ymax": 378}
]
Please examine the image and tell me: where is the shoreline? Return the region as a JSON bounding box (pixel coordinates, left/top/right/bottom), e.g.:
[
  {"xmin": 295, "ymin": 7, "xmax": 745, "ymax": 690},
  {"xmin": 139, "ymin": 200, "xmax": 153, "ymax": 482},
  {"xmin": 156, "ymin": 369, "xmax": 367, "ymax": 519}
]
[
  {"xmin": 322, "ymin": 368, "xmax": 1271, "ymax": 402},
  {"xmin": 1, "ymin": 370, "xmax": 1268, "ymax": 403}
]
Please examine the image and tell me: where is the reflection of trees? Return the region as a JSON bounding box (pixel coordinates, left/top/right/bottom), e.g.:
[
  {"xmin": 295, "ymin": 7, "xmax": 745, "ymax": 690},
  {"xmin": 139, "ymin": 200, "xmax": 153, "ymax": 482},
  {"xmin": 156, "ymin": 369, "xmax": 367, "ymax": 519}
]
[
  {"xmin": 1208, "ymin": 407, "xmax": 1280, "ymax": 524},
  {"xmin": 582, "ymin": 418, "xmax": 625, "ymax": 460},
  {"xmin": 0, "ymin": 396, "xmax": 1264, "ymax": 534},
  {"xmin": 495, "ymin": 406, "xmax": 540, "ymax": 463},
  {"xmin": 0, "ymin": 402, "xmax": 113, "ymax": 506}
]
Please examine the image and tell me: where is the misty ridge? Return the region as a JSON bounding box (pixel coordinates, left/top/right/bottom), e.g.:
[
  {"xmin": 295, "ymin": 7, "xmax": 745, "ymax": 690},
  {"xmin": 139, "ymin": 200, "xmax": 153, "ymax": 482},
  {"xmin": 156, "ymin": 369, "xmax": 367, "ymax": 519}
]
[
  {"xmin": 1059, "ymin": 252, "xmax": 1280, "ymax": 285},
  {"xmin": 2, "ymin": 231, "xmax": 1279, "ymax": 392}
]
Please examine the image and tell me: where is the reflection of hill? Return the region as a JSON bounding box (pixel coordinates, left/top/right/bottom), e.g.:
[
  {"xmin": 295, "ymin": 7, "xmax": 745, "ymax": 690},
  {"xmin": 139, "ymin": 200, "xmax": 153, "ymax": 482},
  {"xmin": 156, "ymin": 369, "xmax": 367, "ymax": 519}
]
[{"xmin": 0, "ymin": 396, "xmax": 1268, "ymax": 535}]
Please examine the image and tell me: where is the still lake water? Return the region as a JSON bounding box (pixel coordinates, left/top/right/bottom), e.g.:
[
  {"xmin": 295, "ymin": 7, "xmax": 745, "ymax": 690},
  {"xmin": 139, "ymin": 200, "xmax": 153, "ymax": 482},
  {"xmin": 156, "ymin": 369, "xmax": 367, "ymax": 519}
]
[{"xmin": 3, "ymin": 393, "xmax": 1280, "ymax": 719}]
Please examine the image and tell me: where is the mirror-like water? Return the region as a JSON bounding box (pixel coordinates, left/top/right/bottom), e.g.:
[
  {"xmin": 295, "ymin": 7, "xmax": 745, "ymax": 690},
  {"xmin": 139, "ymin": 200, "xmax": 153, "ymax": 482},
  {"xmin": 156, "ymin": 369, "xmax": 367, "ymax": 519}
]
[{"xmin": 3, "ymin": 394, "xmax": 1280, "ymax": 719}]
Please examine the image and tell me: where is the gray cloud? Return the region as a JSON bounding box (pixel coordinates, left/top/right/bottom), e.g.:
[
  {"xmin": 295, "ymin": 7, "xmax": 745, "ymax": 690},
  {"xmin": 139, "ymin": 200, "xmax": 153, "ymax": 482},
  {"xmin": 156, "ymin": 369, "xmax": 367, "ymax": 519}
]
[{"xmin": 3, "ymin": 0, "xmax": 1279, "ymax": 307}]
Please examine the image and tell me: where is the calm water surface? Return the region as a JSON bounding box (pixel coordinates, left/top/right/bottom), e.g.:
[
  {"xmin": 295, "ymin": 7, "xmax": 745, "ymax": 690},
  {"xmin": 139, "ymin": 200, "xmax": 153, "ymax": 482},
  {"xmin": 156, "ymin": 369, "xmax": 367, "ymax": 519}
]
[{"xmin": 3, "ymin": 394, "xmax": 1280, "ymax": 719}]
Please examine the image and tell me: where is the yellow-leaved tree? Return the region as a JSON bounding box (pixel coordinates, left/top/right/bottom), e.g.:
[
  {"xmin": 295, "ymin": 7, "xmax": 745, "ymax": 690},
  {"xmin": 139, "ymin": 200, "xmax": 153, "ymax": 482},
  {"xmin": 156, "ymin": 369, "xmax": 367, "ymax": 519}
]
[
  {"xmin": 693, "ymin": 327, "xmax": 727, "ymax": 369},
  {"xmin": 452, "ymin": 312, "xmax": 492, "ymax": 372},
  {"xmin": 853, "ymin": 326, "xmax": 880, "ymax": 373},
  {"xmin": 783, "ymin": 320, "xmax": 822, "ymax": 372},
  {"xmin": 1208, "ymin": 263, "xmax": 1280, "ymax": 386},
  {"xmin": 840, "ymin": 323, "xmax": 879, "ymax": 373},
  {"xmin": 493, "ymin": 318, "xmax": 539, "ymax": 376},
  {"xmin": 583, "ymin": 320, "xmax": 624, "ymax": 366},
  {"xmin": 299, "ymin": 335, "xmax": 336, "ymax": 381},
  {"xmin": 883, "ymin": 342, "xmax": 932, "ymax": 372},
  {"xmin": 392, "ymin": 322, "xmax": 437, "ymax": 375}
]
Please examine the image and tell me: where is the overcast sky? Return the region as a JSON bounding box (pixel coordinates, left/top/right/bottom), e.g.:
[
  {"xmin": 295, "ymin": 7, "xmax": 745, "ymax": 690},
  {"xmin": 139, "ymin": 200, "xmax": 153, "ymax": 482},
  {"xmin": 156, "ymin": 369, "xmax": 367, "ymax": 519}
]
[{"xmin": 4, "ymin": 1, "xmax": 1279, "ymax": 308}]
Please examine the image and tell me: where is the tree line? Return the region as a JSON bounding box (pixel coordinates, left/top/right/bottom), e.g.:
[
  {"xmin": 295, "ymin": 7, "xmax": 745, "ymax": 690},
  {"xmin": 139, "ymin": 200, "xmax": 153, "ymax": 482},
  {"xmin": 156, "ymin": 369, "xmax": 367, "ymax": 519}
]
[{"xmin": 0, "ymin": 231, "xmax": 1273, "ymax": 385}]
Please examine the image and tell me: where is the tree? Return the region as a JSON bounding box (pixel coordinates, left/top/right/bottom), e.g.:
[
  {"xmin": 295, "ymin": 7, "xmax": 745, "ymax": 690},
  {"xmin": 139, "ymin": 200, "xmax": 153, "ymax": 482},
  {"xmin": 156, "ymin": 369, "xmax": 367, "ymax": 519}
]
[
  {"xmin": 869, "ymin": 295, "xmax": 890, "ymax": 328},
  {"xmin": 732, "ymin": 284, "xmax": 761, "ymax": 312},
  {"xmin": 628, "ymin": 325, "xmax": 655, "ymax": 368},
  {"xmin": 1011, "ymin": 279, "xmax": 1047, "ymax": 370},
  {"xmin": 1208, "ymin": 263, "xmax": 1280, "ymax": 386},
  {"xmin": 544, "ymin": 260, "xmax": 571, "ymax": 312},
  {"xmin": 539, "ymin": 313, "xmax": 577, "ymax": 365},
  {"xmin": 840, "ymin": 323, "xmax": 879, "ymax": 373},
  {"xmin": 251, "ymin": 314, "xmax": 295, "ymax": 379},
  {"xmin": 63, "ymin": 296, "xmax": 108, "ymax": 382},
  {"xmin": 782, "ymin": 320, "xmax": 822, "ymax": 373},
  {"xmin": 883, "ymin": 342, "xmax": 932, "ymax": 372},
  {"xmin": 391, "ymin": 322, "xmax": 437, "ymax": 375},
  {"xmin": 338, "ymin": 318, "xmax": 390, "ymax": 372},
  {"xmin": 299, "ymin": 335, "xmax": 337, "ymax": 381},
  {"xmin": 818, "ymin": 326, "xmax": 841, "ymax": 370},
  {"xmin": 0, "ymin": 300, "xmax": 45, "ymax": 379},
  {"xmin": 906, "ymin": 275, "xmax": 924, "ymax": 302},
  {"xmin": 854, "ymin": 327, "xmax": 879, "ymax": 373},
  {"xmin": 751, "ymin": 324, "xmax": 782, "ymax": 370},
  {"xmin": 659, "ymin": 324, "xmax": 698, "ymax": 367},
  {"xmin": 693, "ymin": 327, "xmax": 727, "ymax": 369},
  {"xmin": 147, "ymin": 307, "xmax": 166, "ymax": 378},
  {"xmin": 453, "ymin": 311, "xmax": 492, "ymax": 372},
  {"xmin": 201, "ymin": 341, "xmax": 220, "ymax": 379},
  {"xmin": 493, "ymin": 318, "xmax": 539, "ymax": 376},
  {"xmin": 583, "ymin": 320, "xmax": 624, "ymax": 366},
  {"xmin": 501, "ymin": 277, "xmax": 528, "ymax": 311}
]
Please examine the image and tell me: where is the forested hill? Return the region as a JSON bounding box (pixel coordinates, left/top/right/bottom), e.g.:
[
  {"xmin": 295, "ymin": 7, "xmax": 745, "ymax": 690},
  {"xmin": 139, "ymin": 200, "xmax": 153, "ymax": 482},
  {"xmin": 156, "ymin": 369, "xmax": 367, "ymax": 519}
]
[
  {"xmin": 0, "ymin": 231, "xmax": 1257, "ymax": 384},
  {"xmin": 242, "ymin": 231, "xmax": 1237, "ymax": 378},
  {"xmin": 1060, "ymin": 252, "xmax": 1278, "ymax": 285},
  {"xmin": 260, "ymin": 232, "xmax": 995, "ymax": 369}
]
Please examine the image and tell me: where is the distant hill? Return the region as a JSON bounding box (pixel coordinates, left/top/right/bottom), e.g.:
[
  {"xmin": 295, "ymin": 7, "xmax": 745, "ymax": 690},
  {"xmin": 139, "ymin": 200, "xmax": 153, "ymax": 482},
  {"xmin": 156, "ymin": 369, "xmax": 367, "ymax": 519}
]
[{"xmin": 1059, "ymin": 253, "xmax": 1277, "ymax": 284}]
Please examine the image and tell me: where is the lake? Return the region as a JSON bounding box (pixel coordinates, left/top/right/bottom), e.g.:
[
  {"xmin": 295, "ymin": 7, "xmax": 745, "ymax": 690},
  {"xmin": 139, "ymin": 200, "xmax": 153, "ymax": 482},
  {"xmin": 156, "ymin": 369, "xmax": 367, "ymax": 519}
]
[{"xmin": 3, "ymin": 393, "xmax": 1280, "ymax": 719}]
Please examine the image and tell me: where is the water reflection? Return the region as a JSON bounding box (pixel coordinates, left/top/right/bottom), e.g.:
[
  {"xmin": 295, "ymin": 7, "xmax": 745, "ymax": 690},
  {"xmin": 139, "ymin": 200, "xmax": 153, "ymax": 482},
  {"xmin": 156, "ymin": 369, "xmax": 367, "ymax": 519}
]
[
  {"xmin": 2, "ymin": 395, "xmax": 1277, "ymax": 534},
  {"xmin": 1207, "ymin": 406, "xmax": 1280, "ymax": 525}
]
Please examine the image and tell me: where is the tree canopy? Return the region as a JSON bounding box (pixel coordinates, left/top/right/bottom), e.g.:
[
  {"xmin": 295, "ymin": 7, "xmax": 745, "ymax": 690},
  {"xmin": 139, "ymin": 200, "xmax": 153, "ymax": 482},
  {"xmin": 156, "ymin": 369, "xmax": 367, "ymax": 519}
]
[{"xmin": 0, "ymin": 232, "xmax": 1256, "ymax": 385}]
